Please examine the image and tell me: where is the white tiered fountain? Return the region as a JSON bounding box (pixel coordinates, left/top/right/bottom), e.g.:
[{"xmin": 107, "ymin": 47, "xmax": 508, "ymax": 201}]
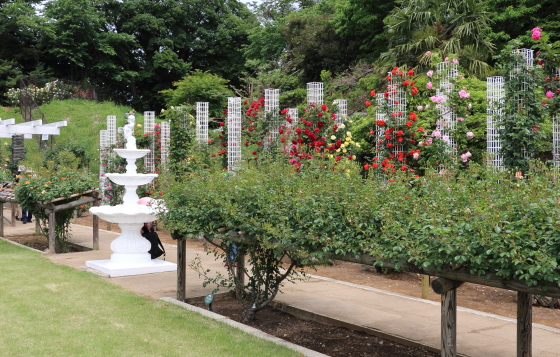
[{"xmin": 86, "ymin": 114, "xmax": 177, "ymax": 277}]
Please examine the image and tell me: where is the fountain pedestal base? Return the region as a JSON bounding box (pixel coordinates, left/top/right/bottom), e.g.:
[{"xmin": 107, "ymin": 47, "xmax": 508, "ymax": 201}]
[{"xmin": 86, "ymin": 256, "xmax": 176, "ymax": 277}]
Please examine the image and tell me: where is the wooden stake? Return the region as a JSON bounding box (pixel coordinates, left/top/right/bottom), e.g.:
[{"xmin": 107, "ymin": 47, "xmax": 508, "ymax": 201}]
[
  {"xmin": 441, "ymin": 288, "xmax": 457, "ymax": 357},
  {"xmin": 517, "ymin": 292, "xmax": 532, "ymax": 357},
  {"xmin": 422, "ymin": 274, "xmax": 430, "ymax": 299}
]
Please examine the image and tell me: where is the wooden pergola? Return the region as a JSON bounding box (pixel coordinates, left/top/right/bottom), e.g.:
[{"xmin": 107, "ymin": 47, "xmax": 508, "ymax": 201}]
[
  {"xmin": 336, "ymin": 254, "xmax": 556, "ymax": 357},
  {"xmin": 36, "ymin": 190, "xmax": 101, "ymax": 253},
  {"xmin": 174, "ymin": 230, "xmax": 556, "ymax": 357}
]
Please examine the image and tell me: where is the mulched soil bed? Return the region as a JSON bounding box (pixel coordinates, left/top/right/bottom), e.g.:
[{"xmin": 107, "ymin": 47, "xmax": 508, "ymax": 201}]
[{"xmin": 196, "ymin": 298, "xmax": 438, "ymax": 357}]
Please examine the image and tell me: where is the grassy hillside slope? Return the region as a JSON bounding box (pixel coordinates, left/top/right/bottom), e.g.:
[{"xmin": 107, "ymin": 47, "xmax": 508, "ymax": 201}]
[{"xmin": 2, "ymin": 100, "xmax": 145, "ymax": 173}]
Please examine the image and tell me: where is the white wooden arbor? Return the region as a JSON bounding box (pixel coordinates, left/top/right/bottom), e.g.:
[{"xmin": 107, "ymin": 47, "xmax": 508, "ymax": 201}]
[{"xmin": 0, "ymin": 118, "xmax": 67, "ymax": 138}]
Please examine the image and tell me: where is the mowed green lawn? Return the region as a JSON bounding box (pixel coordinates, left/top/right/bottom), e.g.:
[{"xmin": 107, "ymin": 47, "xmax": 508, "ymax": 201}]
[{"xmin": 0, "ymin": 240, "xmax": 299, "ymax": 357}]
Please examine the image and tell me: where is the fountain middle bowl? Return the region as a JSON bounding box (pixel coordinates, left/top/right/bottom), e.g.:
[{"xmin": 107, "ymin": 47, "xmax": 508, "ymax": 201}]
[
  {"xmin": 90, "ymin": 204, "xmax": 157, "ymax": 224},
  {"xmin": 105, "ymin": 173, "xmax": 158, "ymax": 186}
]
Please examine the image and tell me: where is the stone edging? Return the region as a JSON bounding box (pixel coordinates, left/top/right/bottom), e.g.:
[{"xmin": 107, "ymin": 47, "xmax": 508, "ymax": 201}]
[{"xmin": 160, "ymin": 297, "xmax": 329, "ymax": 357}]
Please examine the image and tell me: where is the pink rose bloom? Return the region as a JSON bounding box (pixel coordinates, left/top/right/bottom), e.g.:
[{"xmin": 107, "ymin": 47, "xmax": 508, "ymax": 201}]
[
  {"xmin": 445, "ymin": 57, "xmax": 449, "ymax": 62},
  {"xmin": 466, "ymin": 132, "xmax": 474, "ymax": 139},
  {"xmin": 413, "ymin": 152, "xmax": 420, "ymax": 160},
  {"xmin": 457, "ymin": 117, "xmax": 464, "ymax": 122},
  {"xmin": 417, "ymin": 106, "xmax": 423, "ymax": 111},
  {"xmin": 532, "ymin": 27, "xmax": 542, "ymax": 41},
  {"xmin": 442, "ymin": 135, "xmax": 449, "ymax": 143},
  {"xmin": 546, "ymin": 91, "xmax": 554, "ymax": 99},
  {"xmin": 452, "ymin": 58, "xmax": 459, "ymax": 64},
  {"xmin": 467, "ymin": 103, "xmax": 473, "ymax": 110},
  {"xmin": 425, "ymin": 51, "xmax": 432, "ymax": 57},
  {"xmin": 432, "ymin": 130, "xmax": 441, "ymax": 138},
  {"xmin": 458, "ymin": 89, "xmax": 470, "ymax": 98},
  {"xmin": 427, "ymin": 81, "xmax": 433, "ymax": 89},
  {"xmin": 426, "ymin": 70, "xmax": 433, "ymax": 78}
]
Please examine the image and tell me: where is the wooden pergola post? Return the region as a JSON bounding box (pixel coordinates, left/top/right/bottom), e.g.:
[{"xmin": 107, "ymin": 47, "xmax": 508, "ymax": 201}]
[
  {"xmin": 48, "ymin": 205, "xmax": 56, "ymax": 254},
  {"xmin": 0, "ymin": 201, "xmax": 4, "ymax": 237},
  {"xmin": 172, "ymin": 232, "xmax": 186, "ymax": 302},
  {"xmin": 517, "ymin": 292, "xmax": 532, "ymax": 357},
  {"xmin": 92, "ymin": 192, "xmax": 100, "ymax": 250},
  {"xmin": 432, "ymin": 278, "xmax": 464, "ymax": 357}
]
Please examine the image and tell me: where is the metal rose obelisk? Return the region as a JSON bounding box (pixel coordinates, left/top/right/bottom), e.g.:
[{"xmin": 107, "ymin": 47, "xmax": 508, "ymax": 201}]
[{"xmin": 86, "ymin": 114, "xmax": 176, "ymax": 277}]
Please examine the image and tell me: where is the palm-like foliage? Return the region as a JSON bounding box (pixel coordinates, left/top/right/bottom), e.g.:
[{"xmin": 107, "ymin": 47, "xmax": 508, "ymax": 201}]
[{"xmin": 381, "ymin": 0, "xmax": 495, "ymax": 77}]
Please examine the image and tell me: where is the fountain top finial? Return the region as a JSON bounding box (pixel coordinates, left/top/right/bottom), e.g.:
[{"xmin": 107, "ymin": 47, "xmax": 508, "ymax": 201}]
[{"xmin": 124, "ymin": 114, "xmax": 137, "ymax": 150}]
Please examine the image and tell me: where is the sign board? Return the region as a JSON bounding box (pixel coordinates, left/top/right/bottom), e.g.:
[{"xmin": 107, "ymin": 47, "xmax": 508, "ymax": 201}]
[{"xmin": 42, "ymin": 134, "xmax": 49, "ymax": 141}]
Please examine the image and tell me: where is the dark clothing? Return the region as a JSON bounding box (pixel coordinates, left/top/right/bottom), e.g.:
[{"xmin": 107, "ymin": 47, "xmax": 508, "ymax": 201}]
[
  {"xmin": 21, "ymin": 209, "xmax": 32, "ymax": 223},
  {"xmin": 141, "ymin": 226, "xmax": 165, "ymax": 259}
]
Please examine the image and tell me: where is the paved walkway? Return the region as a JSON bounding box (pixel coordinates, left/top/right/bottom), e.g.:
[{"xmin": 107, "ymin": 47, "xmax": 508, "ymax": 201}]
[{"xmin": 4, "ymin": 218, "xmax": 560, "ymax": 357}]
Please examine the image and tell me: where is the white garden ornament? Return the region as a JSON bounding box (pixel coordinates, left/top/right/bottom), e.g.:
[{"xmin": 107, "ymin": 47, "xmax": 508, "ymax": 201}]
[{"xmin": 87, "ymin": 115, "xmax": 176, "ymax": 277}]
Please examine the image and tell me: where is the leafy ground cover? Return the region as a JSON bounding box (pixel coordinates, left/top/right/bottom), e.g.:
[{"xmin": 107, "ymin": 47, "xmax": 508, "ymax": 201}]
[{"xmin": 0, "ymin": 239, "xmax": 300, "ymax": 357}]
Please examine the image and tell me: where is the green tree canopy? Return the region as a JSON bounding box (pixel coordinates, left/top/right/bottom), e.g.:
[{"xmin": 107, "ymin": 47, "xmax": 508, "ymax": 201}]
[
  {"xmin": 335, "ymin": 0, "xmax": 396, "ymax": 63},
  {"xmin": 161, "ymin": 70, "xmax": 233, "ymax": 118},
  {"xmin": 381, "ymin": 0, "xmax": 495, "ymax": 77}
]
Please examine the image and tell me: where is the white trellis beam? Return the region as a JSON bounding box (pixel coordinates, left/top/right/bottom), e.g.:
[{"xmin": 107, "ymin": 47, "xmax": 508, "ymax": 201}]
[{"xmin": 0, "ymin": 119, "xmax": 67, "ymax": 137}]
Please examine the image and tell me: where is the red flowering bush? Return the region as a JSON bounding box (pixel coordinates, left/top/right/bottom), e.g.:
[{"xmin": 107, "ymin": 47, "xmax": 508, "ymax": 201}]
[
  {"xmin": 279, "ymin": 102, "xmax": 359, "ymax": 171},
  {"xmin": 365, "ymin": 65, "xmax": 476, "ymax": 175}
]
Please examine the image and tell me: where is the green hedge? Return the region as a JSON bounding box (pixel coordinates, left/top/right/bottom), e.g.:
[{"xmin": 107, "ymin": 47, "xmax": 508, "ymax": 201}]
[{"xmin": 161, "ymin": 163, "xmax": 560, "ymax": 288}]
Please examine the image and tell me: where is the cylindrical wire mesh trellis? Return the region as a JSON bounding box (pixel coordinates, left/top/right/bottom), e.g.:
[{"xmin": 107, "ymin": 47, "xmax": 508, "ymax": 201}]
[
  {"xmin": 265, "ymin": 89, "xmax": 281, "ymax": 145},
  {"xmin": 99, "ymin": 130, "xmax": 109, "ymax": 190},
  {"xmin": 374, "ymin": 93, "xmax": 388, "ymax": 156},
  {"xmin": 264, "ymin": 89, "xmax": 279, "ymax": 113},
  {"xmin": 307, "ymin": 82, "xmax": 323, "ymax": 105},
  {"xmin": 510, "ymin": 49, "xmax": 534, "ymax": 86},
  {"xmin": 386, "ymin": 73, "xmax": 406, "ymax": 155},
  {"xmin": 553, "ymin": 70, "xmax": 560, "ymax": 167},
  {"xmin": 287, "ymin": 108, "xmax": 298, "ymax": 129},
  {"xmin": 335, "ymin": 99, "xmax": 347, "ymax": 125},
  {"xmin": 160, "ymin": 121, "xmax": 170, "ymax": 169},
  {"xmin": 107, "ymin": 115, "xmax": 117, "ymax": 145},
  {"xmin": 228, "ymin": 97, "xmax": 242, "ymax": 171},
  {"xmin": 435, "ymin": 62, "xmax": 458, "ymax": 156},
  {"xmin": 510, "ymin": 49, "xmax": 534, "ymax": 161},
  {"xmin": 486, "ymin": 76, "xmax": 505, "ymax": 168},
  {"xmin": 196, "ymin": 102, "xmax": 209, "ymax": 146},
  {"xmin": 143, "ymin": 111, "xmax": 156, "ymax": 173}
]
